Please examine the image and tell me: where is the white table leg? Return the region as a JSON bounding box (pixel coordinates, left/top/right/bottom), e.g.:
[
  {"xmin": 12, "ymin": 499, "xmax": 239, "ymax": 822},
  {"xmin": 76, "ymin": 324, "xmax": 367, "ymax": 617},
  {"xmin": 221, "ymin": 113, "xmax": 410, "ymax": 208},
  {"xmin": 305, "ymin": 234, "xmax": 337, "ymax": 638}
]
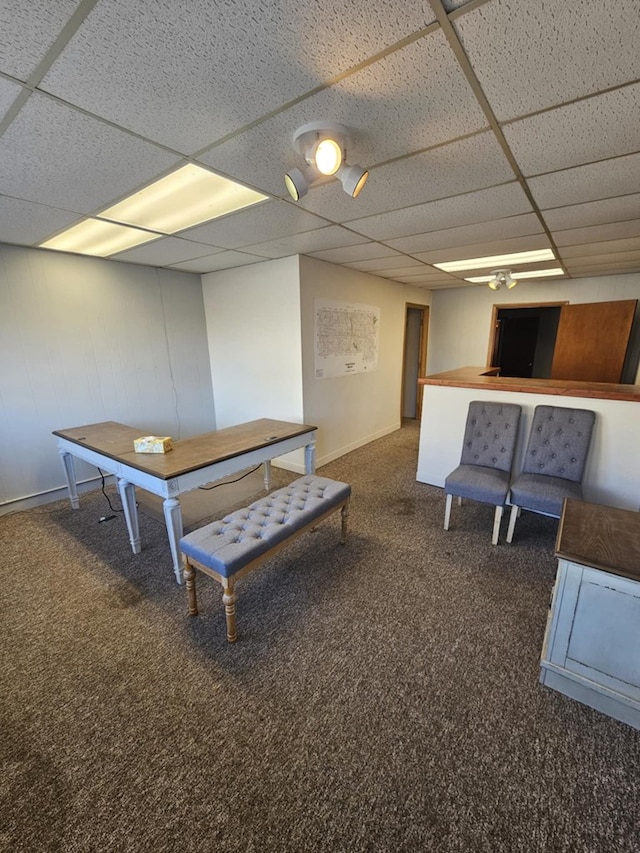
[
  {"xmin": 163, "ymin": 497, "xmax": 184, "ymax": 585},
  {"xmin": 59, "ymin": 450, "xmax": 80, "ymax": 509},
  {"xmin": 263, "ymin": 459, "xmax": 272, "ymax": 491},
  {"xmin": 117, "ymin": 478, "xmax": 141, "ymax": 555},
  {"xmin": 305, "ymin": 440, "xmax": 316, "ymax": 474}
]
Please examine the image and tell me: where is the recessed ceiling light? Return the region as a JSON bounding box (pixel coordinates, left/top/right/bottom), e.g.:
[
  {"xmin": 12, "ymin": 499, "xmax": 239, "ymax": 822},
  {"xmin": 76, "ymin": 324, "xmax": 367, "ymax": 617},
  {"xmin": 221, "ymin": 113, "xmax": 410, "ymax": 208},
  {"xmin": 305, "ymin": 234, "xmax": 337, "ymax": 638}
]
[
  {"xmin": 40, "ymin": 219, "xmax": 161, "ymax": 257},
  {"xmin": 464, "ymin": 267, "xmax": 565, "ymax": 283},
  {"xmin": 433, "ymin": 249, "xmax": 555, "ymax": 272},
  {"xmin": 99, "ymin": 163, "xmax": 268, "ymax": 233}
]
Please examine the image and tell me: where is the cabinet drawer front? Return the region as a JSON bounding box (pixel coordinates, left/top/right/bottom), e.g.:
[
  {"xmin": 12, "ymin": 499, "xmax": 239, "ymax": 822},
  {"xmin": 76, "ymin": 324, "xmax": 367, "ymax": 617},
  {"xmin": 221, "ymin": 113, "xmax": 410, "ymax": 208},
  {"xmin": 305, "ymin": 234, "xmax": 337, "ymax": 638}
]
[{"xmin": 566, "ymin": 571, "xmax": 640, "ymax": 695}]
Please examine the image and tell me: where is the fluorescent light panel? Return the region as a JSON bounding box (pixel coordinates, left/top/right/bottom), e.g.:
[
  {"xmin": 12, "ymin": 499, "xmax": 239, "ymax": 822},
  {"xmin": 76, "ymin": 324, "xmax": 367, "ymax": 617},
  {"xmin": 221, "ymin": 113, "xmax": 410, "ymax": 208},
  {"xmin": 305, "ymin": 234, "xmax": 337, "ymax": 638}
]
[
  {"xmin": 39, "ymin": 163, "xmax": 268, "ymax": 257},
  {"xmin": 464, "ymin": 268, "xmax": 565, "ymax": 283},
  {"xmin": 40, "ymin": 219, "xmax": 160, "ymax": 257},
  {"xmin": 434, "ymin": 248, "xmax": 555, "ymax": 272},
  {"xmin": 99, "ymin": 163, "xmax": 268, "ymax": 233}
]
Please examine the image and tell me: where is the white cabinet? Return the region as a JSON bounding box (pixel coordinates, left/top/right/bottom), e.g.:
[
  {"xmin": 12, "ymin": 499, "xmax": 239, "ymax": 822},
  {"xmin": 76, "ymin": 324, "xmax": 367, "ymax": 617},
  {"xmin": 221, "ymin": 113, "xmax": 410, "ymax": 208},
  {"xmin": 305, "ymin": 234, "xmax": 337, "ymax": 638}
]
[{"xmin": 540, "ymin": 499, "xmax": 640, "ymax": 730}]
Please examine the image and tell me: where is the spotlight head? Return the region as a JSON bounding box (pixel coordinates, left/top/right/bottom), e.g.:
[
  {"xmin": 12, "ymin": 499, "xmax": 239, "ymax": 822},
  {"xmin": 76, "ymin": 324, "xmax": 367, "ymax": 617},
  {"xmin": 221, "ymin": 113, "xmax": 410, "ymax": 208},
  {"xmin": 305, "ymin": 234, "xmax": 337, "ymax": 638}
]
[
  {"xmin": 337, "ymin": 163, "xmax": 369, "ymax": 198},
  {"xmin": 314, "ymin": 138, "xmax": 342, "ymax": 175},
  {"xmin": 284, "ymin": 166, "xmax": 311, "ymax": 201},
  {"xmin": 487, "ymin": 269, "xmax": 518, "ymax": 290},
  {"xmin": 293, "ymin": 121, "xmax": 346, "ymax": 174}
]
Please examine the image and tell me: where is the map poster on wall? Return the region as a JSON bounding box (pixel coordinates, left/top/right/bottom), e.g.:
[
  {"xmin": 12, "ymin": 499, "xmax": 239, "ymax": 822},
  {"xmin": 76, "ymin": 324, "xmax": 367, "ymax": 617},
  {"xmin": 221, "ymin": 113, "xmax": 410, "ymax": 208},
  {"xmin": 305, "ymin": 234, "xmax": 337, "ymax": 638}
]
[{"xmin": 314, "ymin": 298, "xmax": 380, "ymax": 379}]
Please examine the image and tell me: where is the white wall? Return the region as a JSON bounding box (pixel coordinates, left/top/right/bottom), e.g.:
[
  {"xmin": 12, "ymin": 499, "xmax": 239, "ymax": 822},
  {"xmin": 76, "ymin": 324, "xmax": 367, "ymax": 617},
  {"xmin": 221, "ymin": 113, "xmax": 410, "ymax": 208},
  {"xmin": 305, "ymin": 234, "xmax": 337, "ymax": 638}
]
[
  {"xmin": 417, "ymin": 385, "xmax": 640, "ymax": 512},
  {"xmin": 0, "ymin": 245, "xmax": 215, "ymax": 511},
  {"xmin": 427, "ymin": 273, "xmax": 640, "ymax": 382},
  {"xmin": 202, "ymin": 256, "xmax": 304, "ymax": 429},
  {"xmin": 299, "ymin": 256, "xmax": 430, "ymax": 466}
]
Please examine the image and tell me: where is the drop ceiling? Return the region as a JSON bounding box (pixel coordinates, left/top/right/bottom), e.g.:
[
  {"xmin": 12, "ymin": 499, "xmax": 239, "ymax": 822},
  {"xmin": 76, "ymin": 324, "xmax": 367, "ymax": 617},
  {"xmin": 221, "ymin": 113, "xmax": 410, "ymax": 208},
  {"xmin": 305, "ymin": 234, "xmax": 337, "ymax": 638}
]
[{"xmin": 0, "ymin": 0, "xmax": 639, "ymax": 289}]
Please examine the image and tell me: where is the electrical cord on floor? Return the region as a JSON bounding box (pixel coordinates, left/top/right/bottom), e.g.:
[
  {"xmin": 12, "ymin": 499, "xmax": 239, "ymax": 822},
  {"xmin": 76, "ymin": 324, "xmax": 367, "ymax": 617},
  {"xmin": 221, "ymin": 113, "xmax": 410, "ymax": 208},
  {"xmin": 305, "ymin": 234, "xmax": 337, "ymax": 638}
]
[
  {"xmin": 98, "ymin": 468, "xmax": 124, "ymax": 515},
  {"xmin": 198, "ymin": 465, "xmax": 262, "ymax": 490}
]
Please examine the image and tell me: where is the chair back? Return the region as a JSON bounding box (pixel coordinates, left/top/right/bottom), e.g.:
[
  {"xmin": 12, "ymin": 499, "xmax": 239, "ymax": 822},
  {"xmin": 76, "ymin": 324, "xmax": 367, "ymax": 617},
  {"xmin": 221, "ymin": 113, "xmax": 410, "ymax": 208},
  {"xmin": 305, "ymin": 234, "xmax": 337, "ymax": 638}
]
[
  {"xmin": 459, "ymin": 401, "xmax": 522, "ymax": 472},
  {"xmin": 521, "ymin": 405, "xmax": 595, "ymax": 483}
]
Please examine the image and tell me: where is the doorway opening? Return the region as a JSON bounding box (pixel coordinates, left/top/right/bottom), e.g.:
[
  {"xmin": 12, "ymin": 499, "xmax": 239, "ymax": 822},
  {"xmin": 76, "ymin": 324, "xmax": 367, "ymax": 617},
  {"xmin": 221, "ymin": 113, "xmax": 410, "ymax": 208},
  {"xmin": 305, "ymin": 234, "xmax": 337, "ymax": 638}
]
[
  {"xmin": 402, "ymin": 304, "xmax": 429, "ymax": 420},
  {"xmin": 491, "ymin": 305, "xmax": 562, "ymax": 378}
]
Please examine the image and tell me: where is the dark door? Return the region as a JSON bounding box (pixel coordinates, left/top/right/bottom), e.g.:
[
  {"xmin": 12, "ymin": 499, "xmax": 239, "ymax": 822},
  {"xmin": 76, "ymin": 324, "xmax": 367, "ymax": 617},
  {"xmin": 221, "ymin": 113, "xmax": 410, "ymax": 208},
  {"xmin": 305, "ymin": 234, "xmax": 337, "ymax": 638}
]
[{"xmin": 497, "ymin": 316, "xmax": 540, "ymax": 378}]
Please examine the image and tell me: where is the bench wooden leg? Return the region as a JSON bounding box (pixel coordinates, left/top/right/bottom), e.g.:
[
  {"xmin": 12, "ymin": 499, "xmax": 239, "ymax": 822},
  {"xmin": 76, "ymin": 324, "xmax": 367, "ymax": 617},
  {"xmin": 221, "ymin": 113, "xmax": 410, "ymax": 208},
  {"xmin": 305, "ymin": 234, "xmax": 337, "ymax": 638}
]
[
  {"xmin": 184, "ymin": 559, "xmax": 198, "ymax": 616},
  {"xmin": 340, "ymin": 498, "xmax": 350, "ymax": 544},
  {"xmin": 222, "ymin": 579, "xmax": 237, "ymax": 643}
]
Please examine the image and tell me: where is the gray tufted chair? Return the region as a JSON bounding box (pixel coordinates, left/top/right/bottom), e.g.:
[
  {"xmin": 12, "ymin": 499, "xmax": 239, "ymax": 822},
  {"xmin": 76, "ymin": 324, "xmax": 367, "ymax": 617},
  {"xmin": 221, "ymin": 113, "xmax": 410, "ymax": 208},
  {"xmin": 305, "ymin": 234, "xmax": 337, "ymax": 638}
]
[
  {"xmin": 506, "ymin": 405, "xmax": 595, "ymax": 543},
  {"xmin": 444, "ymin": 401, "xmax": 522, "ymax": 545}
]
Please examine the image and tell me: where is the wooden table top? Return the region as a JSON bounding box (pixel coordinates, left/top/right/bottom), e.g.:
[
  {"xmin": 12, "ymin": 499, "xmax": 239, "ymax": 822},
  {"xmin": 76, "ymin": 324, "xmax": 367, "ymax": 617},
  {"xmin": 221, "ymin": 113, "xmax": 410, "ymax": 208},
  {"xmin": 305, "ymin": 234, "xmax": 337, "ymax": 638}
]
[
  {"xmin": 556, "ymin": 499, "xmax": 640, "ymax": 582},
  {"xmin": 53, "ymin": 419, "xmax": 317, "ymax": 480}
]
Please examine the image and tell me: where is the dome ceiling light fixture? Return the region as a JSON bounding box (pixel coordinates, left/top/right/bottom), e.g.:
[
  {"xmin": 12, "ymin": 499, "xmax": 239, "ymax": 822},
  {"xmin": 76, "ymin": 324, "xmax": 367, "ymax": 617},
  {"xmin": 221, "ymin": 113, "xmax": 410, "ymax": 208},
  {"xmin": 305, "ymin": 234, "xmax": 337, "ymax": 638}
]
[
  {"xmin": 487, "ymin": 269, "xmax": 518, "ymax": 291},
  {"xmin": 284, "ymin": 121, "xmax": 369, "ymax": 201}
]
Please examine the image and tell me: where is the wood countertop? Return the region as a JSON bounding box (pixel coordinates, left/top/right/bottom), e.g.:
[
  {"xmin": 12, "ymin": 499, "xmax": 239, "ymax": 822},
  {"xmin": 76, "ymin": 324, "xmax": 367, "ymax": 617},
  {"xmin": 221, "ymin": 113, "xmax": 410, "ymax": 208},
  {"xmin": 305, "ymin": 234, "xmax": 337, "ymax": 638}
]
[
  {"xmin": 53, "ymin": 419, "xmax": 317, "ymax": 480},
  {"xmin": 556, "ymin": 499, "xmax": 640, "ymax": 582},
  {"xmin": 418, "ymin": 367, "xmax": 640, "ymax": 403}
]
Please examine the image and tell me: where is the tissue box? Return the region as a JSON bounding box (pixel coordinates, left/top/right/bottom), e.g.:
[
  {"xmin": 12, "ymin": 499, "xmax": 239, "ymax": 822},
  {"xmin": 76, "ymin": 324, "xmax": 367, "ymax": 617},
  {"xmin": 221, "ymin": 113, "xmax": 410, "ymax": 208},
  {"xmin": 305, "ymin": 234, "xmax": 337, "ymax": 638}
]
[{"xmin": 133, "ymin": 435, "xmax": 173, "ymax": 454}]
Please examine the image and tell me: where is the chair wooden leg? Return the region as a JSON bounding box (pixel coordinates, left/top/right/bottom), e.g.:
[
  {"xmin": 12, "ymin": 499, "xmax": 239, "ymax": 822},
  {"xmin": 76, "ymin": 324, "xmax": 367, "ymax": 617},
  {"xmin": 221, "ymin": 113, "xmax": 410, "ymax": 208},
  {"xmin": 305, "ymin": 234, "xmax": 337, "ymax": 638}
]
[
  {"xmin": 492, "ymin": 505, "xmax": 503, "ymax": 545},
  {"xmin": 184, "ymin": 559, "xmax": 198, "ymax": 616},
  {"xmin": 506, "ymin": 504, "xmax": 519, "ymax": 543},
  {"xmin": 444, "ymin": 493, "xmax": 453, "ymax": 530},
  {"xmin": 222, "ymin": 579, "xmax": 237, "ymax": 643}
]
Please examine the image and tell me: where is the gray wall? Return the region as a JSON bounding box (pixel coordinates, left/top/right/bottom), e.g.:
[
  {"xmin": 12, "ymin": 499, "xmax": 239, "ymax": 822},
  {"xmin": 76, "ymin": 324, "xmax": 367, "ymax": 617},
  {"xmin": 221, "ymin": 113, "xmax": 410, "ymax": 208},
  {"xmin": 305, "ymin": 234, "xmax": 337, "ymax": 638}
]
[{"xmin": 0, "ymin": 245, "xmax": 216, "ymax": 511}]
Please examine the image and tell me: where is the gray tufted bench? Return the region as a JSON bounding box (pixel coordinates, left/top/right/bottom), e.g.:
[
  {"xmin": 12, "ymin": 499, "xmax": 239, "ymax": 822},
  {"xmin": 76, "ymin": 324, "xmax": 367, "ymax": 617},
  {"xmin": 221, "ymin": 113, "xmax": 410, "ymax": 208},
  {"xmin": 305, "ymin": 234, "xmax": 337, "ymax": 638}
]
[{"xmin": 179, "ymin": 474, "xmax": 351, "ymax": 642}]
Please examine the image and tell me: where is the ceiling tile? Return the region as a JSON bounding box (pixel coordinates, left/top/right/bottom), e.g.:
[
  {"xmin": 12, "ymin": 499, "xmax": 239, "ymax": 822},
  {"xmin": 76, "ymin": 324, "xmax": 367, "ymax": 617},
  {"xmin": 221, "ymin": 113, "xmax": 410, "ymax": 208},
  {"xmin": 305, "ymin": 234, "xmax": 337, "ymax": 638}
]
[
  {"xmin": 180, "ymin": 200, "xmax": 328, "ymax": 249},
  {"xmin": 0, "ymin": 93, "xmax": 180, "ymax": 213},
  {"xmin": 0, "ymin": 196, "xmax": 80, "ymax": 245},
  {"xmin": 111, "ymin": 236, "xmax": 221, "ymax": 266},
  {"xmin": 345, "ymin": 182, "xmax": 532, "ymax": 240},
  {"xmin": 344, "ymin": 255, "xmax": 421, "ymax": 272},
  {"xmin": 455, "ymin": 0, "xmax": 640, "ymax": 120},
  {"xmin": 308, "ymin": 243, "xmax": 403, "ymax": 264},
  {"xmin": 244, "ymin": 226, "xmax": 369, "ymax": 259},
  {"xmin": 528, "ymin": 152, "xmax": 640, "ymax": 210},
  {"xmin": 560, "ymin": 237, "xmax": 640, "ymax": 258},
  {"xmin": 0, "ymin": 77, "xmax": 22, "ymax": 120},
  {"xmin": 565, "ymin": 259, "xmax": 640, "ymax": 274},
  {"xmin": 541, "ymin": 194, "xmax": 640, "ymax": 231},
  {"xmin": 552, "ymin": 219, "xmax": 640, "ymax": 248},
  {"xmin": 385, "ymin": 212, "xmax": 543, "ymax": 254},
  {"xmin": 169, "ymin": 250, "xmax": 268, "ymax": 273},
  {"xmin": 563, "ymin": 255, "xmax": 640, "ymax": 272},
  {"xmin": 0, "ymin": 0, "xmax": 80, "ymax": 81},
  {"xmin": 397, "ymin": 275, "xmax": 465, "ymax": 286},
  {"xmin": 39, "ymin": 0, "xmax": 437, "ymax": 153},
  {"xmin": 504, "ymin": 83, "xmax": 640, "ymax": 176},
  {"xmin": 412, "ymin": 233, "xmax": 553, "ymax": 266},
  {"xmin": 373, "ymin": 265, "xmax": 442, "ymax": 278}
]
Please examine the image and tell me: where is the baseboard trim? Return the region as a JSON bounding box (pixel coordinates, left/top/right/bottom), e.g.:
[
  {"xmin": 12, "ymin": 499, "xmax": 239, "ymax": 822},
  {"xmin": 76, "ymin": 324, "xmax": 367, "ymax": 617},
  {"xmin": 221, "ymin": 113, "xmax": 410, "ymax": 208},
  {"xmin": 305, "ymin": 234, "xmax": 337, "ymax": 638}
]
[
  {"xmin": 317, "ymin": 422, "xmax": 401, "ymax": 469},
  {"xmin": 0, "ymin": 475, "xmax": 114, "ymax": 517}
]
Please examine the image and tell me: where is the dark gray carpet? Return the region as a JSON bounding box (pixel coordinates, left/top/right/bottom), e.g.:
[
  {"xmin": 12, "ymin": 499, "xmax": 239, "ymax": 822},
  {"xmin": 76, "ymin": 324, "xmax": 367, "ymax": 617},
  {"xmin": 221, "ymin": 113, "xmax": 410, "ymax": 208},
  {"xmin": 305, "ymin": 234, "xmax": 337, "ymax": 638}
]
[{"xmin": 1, "ymin": 422, "xmax": 638, "ymax": 853}]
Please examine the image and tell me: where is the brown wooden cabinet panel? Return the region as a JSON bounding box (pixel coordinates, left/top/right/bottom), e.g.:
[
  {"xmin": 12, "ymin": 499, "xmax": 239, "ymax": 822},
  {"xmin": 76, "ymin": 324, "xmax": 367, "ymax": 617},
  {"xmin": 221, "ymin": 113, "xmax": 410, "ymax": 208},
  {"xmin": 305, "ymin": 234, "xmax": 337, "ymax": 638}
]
[{"xmin": 550, "ymin": 299, "xmax": 637, "ymax": 382}]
